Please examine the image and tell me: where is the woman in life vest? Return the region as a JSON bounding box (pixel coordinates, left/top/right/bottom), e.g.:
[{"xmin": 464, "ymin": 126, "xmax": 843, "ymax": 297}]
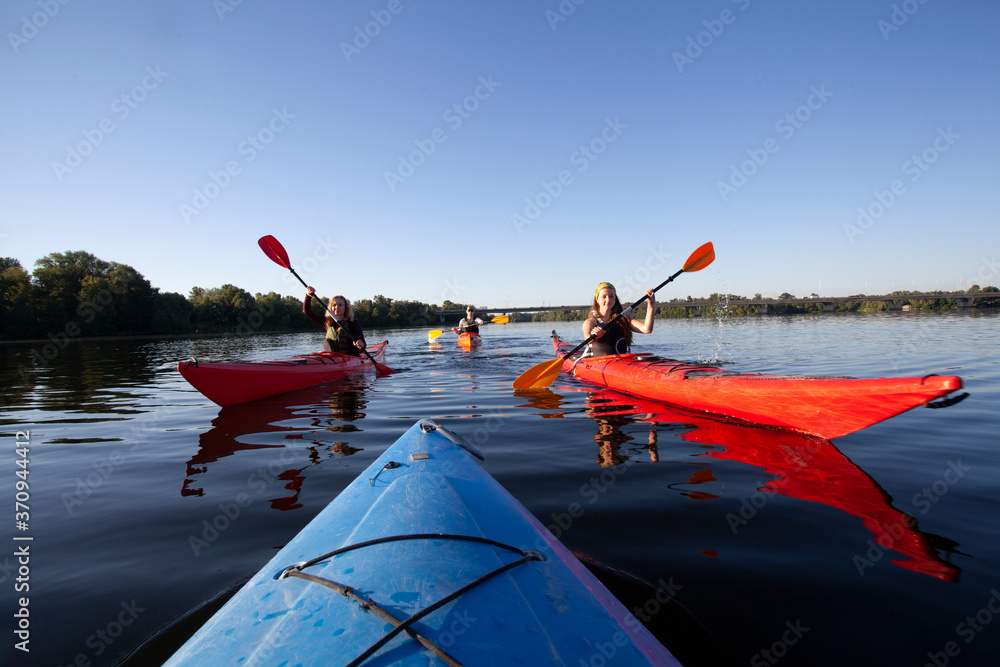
[
  {"xmin": 582, "ymin": 282, "xmax": 656, "ymax": 356},
  {"xmin": 452, "ymin": 305, "xmax": 484, "ymax": 335},
  {"xmin": 303, "ymin": 287, "xmax": 367, "ymax": 356}
]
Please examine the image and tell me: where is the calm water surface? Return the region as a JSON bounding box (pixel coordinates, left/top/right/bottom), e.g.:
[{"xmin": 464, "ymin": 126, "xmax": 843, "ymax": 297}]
[{"xmin": 2, "ymin": 312, "xmax": 998, "ymax": 666}]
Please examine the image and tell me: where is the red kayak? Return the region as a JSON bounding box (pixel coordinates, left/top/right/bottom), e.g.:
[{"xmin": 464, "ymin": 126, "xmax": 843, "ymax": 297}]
[
  {"xmin": 551, "ymin": 334, "xmax": 964, "ymax": 439},
  {"xmin": 457, "ymin": 331, "xmax": 481, "ymax": 349},
  {"xmin": 178, "ymin": 340, "xmax": 388, "ymax": 407}
]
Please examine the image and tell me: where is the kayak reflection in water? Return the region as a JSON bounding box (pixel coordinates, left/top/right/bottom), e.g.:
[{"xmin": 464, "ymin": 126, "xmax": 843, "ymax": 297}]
[
  {"xmin": 584, "ymin": 283, "xmax": 656, "ymax": 356},
  {"xmin": 580, "ymin": 388, "xmax": 962, "ymax": 582},
  {"xmin": 451, "ymin": 305, "xmax": 484, "ymax": 334},
  {"xmin": 181, "ymin": 379, "xmax": 372, "ymax": 505},
  {"xmin": 303, "ymin": 287, "xmax": 367, "ymax": 355}
]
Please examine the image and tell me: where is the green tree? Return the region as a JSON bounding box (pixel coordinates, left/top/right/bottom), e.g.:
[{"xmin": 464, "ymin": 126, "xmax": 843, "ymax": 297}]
[
  {"xmin": 76, "ymin": 263, "xmax": 158, "ymax": 335},
  {"xmin": 151, "ymin": 292, "xmax": 194, "ymax": 333},
  {"xmin": 0, "ymin": 258, "xmax": 37, "ymax": 338},
  {"xmin": 30, "ymin": 251, "xmax": 159, "ymax": 335},
  {"xmin": 32, "ymin": 251, "xmax": 109, "ymax": 326},
  {"xmin": 189, "ymin": 284, "xmax": 259, "ymax": 331}
]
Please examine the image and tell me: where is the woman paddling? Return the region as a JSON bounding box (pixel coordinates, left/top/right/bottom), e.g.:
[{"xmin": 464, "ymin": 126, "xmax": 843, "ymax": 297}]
[
  {"xmin": 451, "ymin": 305, "xmax": 484, "ymax": 335},
  {"xmin": 303, "ymin": 287, "xmax": 367, "ymax": 356},
  {"xmin": 583, "ymin": 282, "xmax": 656, "ymax": 356}
]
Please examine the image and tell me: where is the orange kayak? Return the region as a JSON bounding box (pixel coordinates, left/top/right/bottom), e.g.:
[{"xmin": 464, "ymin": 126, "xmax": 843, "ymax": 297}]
[
  {"xmin": 457, "ymin": 332, "xmax": 481, "ymax": 349},
  {"xmin": 551, "ymin": 335, "xmax": 964, "ymax": 439},
  {"xmin": 178, "ymin": 340, "xmax": 388, "ymax": 407}
]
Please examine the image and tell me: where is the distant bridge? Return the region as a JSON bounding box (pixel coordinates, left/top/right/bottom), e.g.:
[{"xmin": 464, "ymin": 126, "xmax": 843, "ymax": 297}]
[{"xmin": 434, "ymin": 292, "xmax": 994, "ymax": 321}]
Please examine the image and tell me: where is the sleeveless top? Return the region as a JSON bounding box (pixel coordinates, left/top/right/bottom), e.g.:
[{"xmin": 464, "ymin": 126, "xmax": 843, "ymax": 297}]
[
  {"xmin": 458, "ymin": 317, "xmax": 480, "ymax": 334},
  {"xmin": 587, "ymin": 312, "xmax": 629, "ymax": 356}
]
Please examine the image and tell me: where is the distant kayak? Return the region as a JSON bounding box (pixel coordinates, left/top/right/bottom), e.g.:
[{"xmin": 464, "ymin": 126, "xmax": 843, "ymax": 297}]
[
  {"xmin": 164, "ymin": 420, "xmax": 680, "ymax": 666},
  {"xmin": 177, "ymin": 340, "xmax": 388, "ymax": 407},
  {"xmin": 457, "ymin": 331, "xmax": 481, "ymax": 349},
  {"xmin": 551, "ymin": 334, "xmax": 964, "ymax": 439}
]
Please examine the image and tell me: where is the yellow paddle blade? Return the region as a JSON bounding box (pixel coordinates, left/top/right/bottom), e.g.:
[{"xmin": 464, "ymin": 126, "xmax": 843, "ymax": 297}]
[
  {"xmin": 428, "ymin": 329, "xmax": 444, "ymax": 339},
  {"xmin": 491, "ymin": 315, "xmax": 509, "ymax": 324},
  {"xmin": 682, "ymin": 242, "xmax": 715, "ymax": 273},
  {"xmin": 512, "ymin": 358, "xmax": 564, "ymax": 390}
]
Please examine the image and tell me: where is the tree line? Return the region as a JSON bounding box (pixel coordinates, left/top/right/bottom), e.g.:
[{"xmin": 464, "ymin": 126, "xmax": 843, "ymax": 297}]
[
  {"xmin": 2, "ymin": 251, "xmax": 996, "ymax": 341},
  {"xmin": 527, "ymin": 289, "xmax": 999, "ymax": 321},
  {"xmin": 0, "ymin": 251, "xmax": 453, "ymax": 341}
]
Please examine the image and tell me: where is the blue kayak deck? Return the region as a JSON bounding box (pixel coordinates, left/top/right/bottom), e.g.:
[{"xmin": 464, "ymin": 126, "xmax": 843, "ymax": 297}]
[{"xmin": 165, "ymin": 420, "xmax": 679, "ymax": 666}]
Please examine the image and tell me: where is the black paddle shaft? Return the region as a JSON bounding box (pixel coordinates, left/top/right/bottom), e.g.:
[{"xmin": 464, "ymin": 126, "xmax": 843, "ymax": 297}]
[{"xmin": 558, "ymin": 268, "xmax": 683, "ymax": 361}]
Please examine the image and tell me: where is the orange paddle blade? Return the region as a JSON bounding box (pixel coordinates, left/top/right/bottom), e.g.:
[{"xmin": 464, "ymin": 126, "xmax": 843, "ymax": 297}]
[
  {"xmin": 682, "ymin": 242, "xmax": 715, "ymax": 273},
  {"xmin": 512, "ymin": 358, "xmax": 563, "ymax": 390}
]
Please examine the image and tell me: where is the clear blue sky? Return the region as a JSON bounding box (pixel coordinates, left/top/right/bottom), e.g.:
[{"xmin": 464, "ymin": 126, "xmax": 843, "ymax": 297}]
[{"xmin": 3, "ymin": 0, "xmax": 998, "ymax": 308}]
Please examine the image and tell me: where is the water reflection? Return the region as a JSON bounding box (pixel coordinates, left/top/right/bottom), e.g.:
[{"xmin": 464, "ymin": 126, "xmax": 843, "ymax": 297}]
[
  {"xmin": 2, "ymin": 341, "xmax": 158, "ymax": 414},
  {"xmin": 564, "ymin": 388, "xmax": 961, "ymax": 582},
  {"xmin": 181, "ymin": 377, "xmax": 370, "ymax": 507},
  {"xmin": 589, "ymin": 409, "xmax": 662, "ymax": 466},
  {"xmin": 513, "ymin": 388, "xmax": 567, "ymax": 417}
]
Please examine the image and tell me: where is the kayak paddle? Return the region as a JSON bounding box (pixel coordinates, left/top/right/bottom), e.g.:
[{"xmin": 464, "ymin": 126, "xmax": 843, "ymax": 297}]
[
  {"xmin": 511, "ymin": 241, "xmax": 715, "ymax": 390},
  {"xmin": 257, "ymin": 235, "xmax": 393, "ymax": 375},
  {"xmin": 428, "ymin": 315, "xmax": 509, "ymax": 339}
]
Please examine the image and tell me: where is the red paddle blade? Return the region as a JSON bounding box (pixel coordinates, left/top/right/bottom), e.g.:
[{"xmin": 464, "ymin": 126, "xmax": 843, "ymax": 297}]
[
  {"xmin": 258, "ymin": 235, "xmax": 292, "ymax": 269},
  {"xmin": 682, "ymin": 242, "xmax": 715, "ymax": 273}
]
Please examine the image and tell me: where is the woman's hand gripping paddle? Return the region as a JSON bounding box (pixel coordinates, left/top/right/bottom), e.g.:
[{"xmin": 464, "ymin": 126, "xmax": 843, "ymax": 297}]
[
  {"xmin": 511, "ymin": 242, "xmax": 715, "ymax": 390},
  {"xmin": 258, "ymin": 235, "xmax": 393, "ymax": 375}
]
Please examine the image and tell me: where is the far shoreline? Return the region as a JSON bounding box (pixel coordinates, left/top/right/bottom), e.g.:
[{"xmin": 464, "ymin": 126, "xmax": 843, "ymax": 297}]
[{"xmin": 3, "ymin": 306, "xmax": 995, "ymax": 347}]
